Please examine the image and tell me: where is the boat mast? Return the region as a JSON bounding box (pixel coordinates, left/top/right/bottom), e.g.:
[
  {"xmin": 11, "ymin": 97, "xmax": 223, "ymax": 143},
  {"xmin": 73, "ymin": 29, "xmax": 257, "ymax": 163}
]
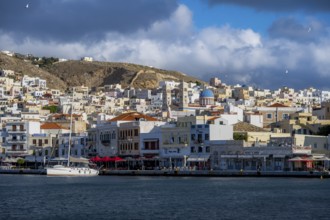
[{"xmin": 67, "ymin": 87, "xmax": 74, "ymax": 166}]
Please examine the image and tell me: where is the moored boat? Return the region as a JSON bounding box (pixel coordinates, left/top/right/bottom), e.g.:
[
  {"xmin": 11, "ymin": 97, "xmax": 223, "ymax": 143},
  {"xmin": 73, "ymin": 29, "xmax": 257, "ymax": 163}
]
[
  {"xmin": 46, "ymin": 164, "xmax": 99, "ymax": 176},
  {"xmin": 46, "ymin": 156, "xmax": 99, "ymax": 176}
]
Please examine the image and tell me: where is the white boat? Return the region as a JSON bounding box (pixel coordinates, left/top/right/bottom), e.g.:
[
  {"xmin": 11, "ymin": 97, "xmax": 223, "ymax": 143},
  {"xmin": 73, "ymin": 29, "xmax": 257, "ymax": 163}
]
[
  {"xmin": 46, "ymin": 157, "xmax": 99, "ymax": 176},
  {"xmin": 46, "ymin": 88, "xmax": 99, "ymax": 176},
  {"xmin": 46, "ymin": 165, "xmax": 99, "ymax": 176}
]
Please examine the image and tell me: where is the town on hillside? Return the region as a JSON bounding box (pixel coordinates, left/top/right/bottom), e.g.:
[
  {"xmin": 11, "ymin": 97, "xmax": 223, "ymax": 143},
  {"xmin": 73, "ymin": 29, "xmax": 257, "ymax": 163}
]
[{"xmin": 1, "ymin": 52, "xmax": 330, "ymax": 173}]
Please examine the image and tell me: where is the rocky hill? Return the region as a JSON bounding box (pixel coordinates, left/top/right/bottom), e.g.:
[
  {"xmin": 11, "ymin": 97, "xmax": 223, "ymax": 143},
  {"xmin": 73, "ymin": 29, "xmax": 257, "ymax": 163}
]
[{"xmin": 0, "ymin": 53, "xmax": 204, "ymax": 91}]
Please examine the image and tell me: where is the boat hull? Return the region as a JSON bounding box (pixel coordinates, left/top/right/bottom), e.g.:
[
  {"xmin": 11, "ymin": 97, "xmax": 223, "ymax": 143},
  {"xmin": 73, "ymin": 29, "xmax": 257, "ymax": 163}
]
[{"xmin": 46, "ymin": 166, "xmax": 99, "ymax": 176}]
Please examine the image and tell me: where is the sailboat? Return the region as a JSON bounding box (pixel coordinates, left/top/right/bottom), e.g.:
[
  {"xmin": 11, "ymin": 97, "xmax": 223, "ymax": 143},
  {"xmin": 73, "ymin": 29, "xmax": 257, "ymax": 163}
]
[
  {"xmin": 46, "ymin": 88, "xmax": 99, "ymax": 176},
  {"xmin": 46, "ymin": 157, "xmax": 99, "ymax": 176}
]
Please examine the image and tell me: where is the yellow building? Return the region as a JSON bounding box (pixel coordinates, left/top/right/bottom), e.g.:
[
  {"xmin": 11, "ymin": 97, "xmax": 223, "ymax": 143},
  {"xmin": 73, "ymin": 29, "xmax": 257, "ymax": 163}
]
[{"xmin": 294, "ymin": 134, "xmax": 329, "ymax": 155}]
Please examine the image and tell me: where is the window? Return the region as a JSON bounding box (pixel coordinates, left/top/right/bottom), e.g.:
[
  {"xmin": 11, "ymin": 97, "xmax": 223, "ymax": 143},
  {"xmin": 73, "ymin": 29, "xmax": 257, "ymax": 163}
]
[
  {"xmin": 205, "ymin": 124, "xmax": 209, "ymax": 128},
  {"xmin": 267, "ymin": 113, "xmax": 272, "ymax": 119},
  {"xmin": 33, "ymin": 139, "xmax": 36, "ymax": 145},
  {"xmin": 282, "ymin": 114, "xmax": 289, "ymax": 119},
  {"xmin": 191, "ymin": 146, "xmax": 195, "ymax": 153},
  {"xmin": 45, "ymin": 139, "xmax": 48, "ymax": 144},
  {"xmin": 314, "ymin": 143, "xmax": 317, "ymax": 148},
  {"xmin": 198, "ymin": 146, "xmax": 203, "ymax": 153},
  {"xmin": 205, "ymin": 134, "xmax": 209, "ymax": 141},
  {"xmin": 206, "ymin": 146, "xmax": 210, "ymax": 153},
  {"xmin": 198, "ymin": 134, "xmax": 203, "ymax": 143}
]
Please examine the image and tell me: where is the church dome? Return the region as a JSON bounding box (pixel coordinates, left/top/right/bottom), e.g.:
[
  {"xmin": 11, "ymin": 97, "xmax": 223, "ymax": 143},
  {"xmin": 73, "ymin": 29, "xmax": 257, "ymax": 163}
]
[{"xmin": 200, "ymin": 89, "xmax": 214, "ymax": 98}]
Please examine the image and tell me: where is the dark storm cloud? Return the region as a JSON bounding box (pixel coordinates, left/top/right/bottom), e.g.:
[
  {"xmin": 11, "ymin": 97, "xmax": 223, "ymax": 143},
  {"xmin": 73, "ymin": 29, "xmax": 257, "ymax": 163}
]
[
  {"xmin": 0, "ymin": 0, "xmax": 178, "ymax": 42},
  {"xmin": 207, "ymin": 0, "xmax": 330, "ymax": 12},
  {"xmin": 247, "ymin": 69, "xmax": 329, "ymax": 91},
  {"xmin": 268, "ymin": 17, "xmax": 325, "ymax": 42}
]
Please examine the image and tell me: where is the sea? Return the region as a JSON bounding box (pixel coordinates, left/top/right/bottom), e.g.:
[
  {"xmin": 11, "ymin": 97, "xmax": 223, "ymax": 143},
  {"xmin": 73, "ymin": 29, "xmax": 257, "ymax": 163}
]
[{"xmin": 0, "ymin": 175, "xmax": 329, "ymax": 220}]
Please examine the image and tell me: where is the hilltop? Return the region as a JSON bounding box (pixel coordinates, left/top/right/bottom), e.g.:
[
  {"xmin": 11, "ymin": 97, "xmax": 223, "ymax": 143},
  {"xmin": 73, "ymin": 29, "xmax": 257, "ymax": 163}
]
[{"xmin": 0, "ymin": 53, "xmax": 204, "ymax": 91}]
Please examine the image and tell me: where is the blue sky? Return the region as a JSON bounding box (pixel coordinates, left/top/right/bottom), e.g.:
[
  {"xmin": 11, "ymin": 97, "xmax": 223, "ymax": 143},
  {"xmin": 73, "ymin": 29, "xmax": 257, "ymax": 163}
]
[
  {"xmin": 1, "ymin": 0, "xmax": 330, "ymax": 90},
  {"xmin": 180, "ymin": 0, "xmax": 278, "ymax": 33}
]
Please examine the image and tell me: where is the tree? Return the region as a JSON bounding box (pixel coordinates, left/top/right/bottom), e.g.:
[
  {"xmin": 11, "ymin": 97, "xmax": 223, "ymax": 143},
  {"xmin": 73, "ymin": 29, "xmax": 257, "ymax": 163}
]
[
  {"xmin": 42, "ymin": 105, "xmax": 58, "ymax": 113},
  {"xmin": 233, "ymin": 133, "xmax": 247, "ymax": 141},
  {"xmin": 17, "ymin": 158, "xmax": 25, "ymax": 168}
]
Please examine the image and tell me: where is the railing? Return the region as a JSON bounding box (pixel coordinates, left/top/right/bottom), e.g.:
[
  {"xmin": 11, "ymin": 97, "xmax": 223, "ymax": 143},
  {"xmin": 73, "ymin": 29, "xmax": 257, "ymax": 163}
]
[
  {"xmin": 6, "ymin": 149, "xmax": 28, "ymax": 154},
  {"xmin": 7, "ymin": 139, "xmax": 27, "ymax": 143},
  {"xmin": 7, "ymin": 129, "xmax": 27, "ymax": 132}
]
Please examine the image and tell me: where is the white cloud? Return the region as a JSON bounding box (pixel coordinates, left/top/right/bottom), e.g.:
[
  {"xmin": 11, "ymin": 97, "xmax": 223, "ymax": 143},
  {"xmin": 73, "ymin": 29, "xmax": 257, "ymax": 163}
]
[{"xmin": 1, "ymin": 4, "xmax": 330, "ymax": 89}]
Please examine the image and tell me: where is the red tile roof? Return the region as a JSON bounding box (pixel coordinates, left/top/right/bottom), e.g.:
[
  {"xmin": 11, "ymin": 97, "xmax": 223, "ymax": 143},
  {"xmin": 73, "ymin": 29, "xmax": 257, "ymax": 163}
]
[
  {"xmin": 207, "ymin": 116, "xmax": 220, "ymax": 122},
  {"xmin": 41, "ymin": 122, "xmax": 64, "ymax": 129},
  {"xmin": 268, "ymin": 103, "xmax": 289, "ymax": 107},
  {"xmin": 108, "ymin": 112, "xmax": 158, "ymax": 122}
]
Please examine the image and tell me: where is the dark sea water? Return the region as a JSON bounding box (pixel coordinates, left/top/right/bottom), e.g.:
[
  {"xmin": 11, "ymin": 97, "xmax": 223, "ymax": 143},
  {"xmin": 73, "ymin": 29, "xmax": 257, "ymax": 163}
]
[{"xmin": 0, "ymin": 175, "xmax": 329, "ymax": 220}]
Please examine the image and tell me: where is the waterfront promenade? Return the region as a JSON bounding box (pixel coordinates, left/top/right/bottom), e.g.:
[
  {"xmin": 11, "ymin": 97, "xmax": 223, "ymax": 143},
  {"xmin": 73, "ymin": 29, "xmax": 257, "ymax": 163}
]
[{"xmin": 1, "ymin": 168, "xmax": 329, "ymax": 178}]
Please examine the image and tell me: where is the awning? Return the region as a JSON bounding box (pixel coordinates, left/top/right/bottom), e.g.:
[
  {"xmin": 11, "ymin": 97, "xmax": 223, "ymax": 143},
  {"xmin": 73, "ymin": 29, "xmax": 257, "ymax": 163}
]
[
  {"xmin": 50, "ymin": 157, "xmax": 90, "ymax": 163},
  {"xmin": 313, "ymin": 156, "xmax": 330, "ymax": 161},
  {"xmin": 69, "ymin": 157, "xmax": 89, "ymax": 163},
  {"xmin": 90, "ymin": 156, "xmax": 102, "ymax": 162},
  {"xmin": 220, "ymin": 155, "xmax": 238, "ymax": 159},
  {"xmin": 2, "ymin": 157, "xmax": 23, "ymax": 163},
  {"xmin": 288, "ymin": 156, "xmax": 314, "ymax": 162},
  {"xmin": 187, "ymin": 154, "xmax": 210, "ymax": 162}
]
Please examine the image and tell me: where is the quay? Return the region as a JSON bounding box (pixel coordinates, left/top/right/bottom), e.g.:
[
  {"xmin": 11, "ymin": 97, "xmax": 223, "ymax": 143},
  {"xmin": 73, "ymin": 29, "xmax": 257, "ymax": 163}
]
[
  {"xmin": 99, "ymin": 169, "xmax": 330, "ymax": 178},
  {"xmin": 0, "ymin": 168, "xmax": 46, "ymax": 175},
  {"xmin": 1, "ymin": 168, "xmax": 329, "ymax": 178}
]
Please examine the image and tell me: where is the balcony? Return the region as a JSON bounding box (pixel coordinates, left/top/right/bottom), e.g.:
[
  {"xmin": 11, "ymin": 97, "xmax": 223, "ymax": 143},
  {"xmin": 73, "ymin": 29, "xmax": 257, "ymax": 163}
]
[
  {"xmin": 7, "ymin": 129, "xmax": 27, "ymax": 133},
  {"xmin": 7, "ymin": 138, "xmax": 27, "ymax": 144},
  {"xmin": 141, "ymin": 149, "xmax": 159, "ymax": 154},
  {"xmin": 5, "ymin": 149, "xmax": 28, "ymax": 154},
  {"xmin": 194, "ymin": 140, "xmax": 204, "ymax": 145}
]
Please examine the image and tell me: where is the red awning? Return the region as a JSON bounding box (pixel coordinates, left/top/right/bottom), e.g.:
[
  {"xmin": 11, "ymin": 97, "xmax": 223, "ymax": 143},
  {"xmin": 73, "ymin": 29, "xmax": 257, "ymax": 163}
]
[
  {"xmin": 113, "ymin": 156, "xmax": 124, "ymax": 162},
  {"xmin": 98, "ymin": 156, "xmax": 124, "ymax": 162},
  {"xmin": 101, "ymin": 156, "xmax": 112, "ymax": 162},
  {"xmin": 90, "ymin": 156, "xmax": 102, "ymax": 162}
]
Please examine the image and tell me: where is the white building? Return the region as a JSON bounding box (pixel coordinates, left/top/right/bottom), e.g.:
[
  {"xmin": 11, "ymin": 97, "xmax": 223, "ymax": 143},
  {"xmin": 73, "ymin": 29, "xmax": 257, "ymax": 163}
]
[
  {"xmin": 81, "ymin": 57, "xmax": 93, "ymax": 62},
  {"xmin": 2, "ymin": 120, "xmax": 40, "ymax": 157}
]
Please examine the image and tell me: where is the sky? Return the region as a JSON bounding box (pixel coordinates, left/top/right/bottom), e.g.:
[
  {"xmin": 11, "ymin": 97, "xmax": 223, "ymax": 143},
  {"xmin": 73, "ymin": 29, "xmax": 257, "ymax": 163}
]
[{"xmin": 1, "ymin": 0, "xmax": 330, "ymax": 90}]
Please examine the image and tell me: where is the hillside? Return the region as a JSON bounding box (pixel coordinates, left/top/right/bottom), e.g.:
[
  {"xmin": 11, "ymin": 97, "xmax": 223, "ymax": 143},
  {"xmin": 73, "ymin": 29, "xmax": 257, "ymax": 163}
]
[
  {"xmin": 0, "ymin": 53, "xmax": 67, "ymax": 91},
  {"xmin": 0, "ymin": 53, "xmax": 204, "ymax": 91}
]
